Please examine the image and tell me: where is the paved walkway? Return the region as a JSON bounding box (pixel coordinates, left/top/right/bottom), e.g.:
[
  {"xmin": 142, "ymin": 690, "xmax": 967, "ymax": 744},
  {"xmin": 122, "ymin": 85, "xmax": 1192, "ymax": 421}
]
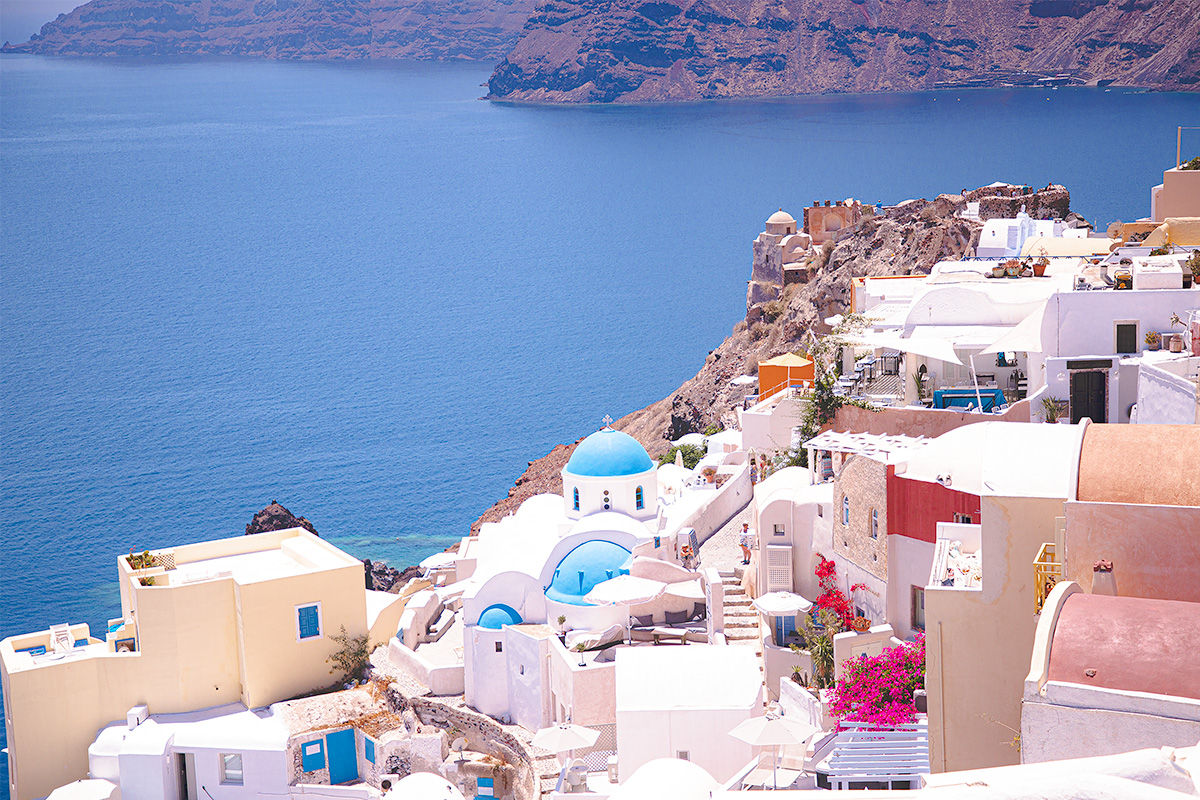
[{"xmin": 697, "ymin": 503, "xmax": 755, "ymax": 573}]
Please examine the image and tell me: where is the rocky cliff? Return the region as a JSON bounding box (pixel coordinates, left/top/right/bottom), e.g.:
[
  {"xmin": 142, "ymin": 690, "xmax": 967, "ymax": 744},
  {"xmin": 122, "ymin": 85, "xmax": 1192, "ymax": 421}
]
[
  {"xmin": 487, "ymin": 0, "xmax": 1200, "ymax": 101},
  {"xmin": 471, "ymin": 183, "xmax": 1074, "ymax": 522},
  {"xmin": 2, "ymin": 0, "xmax": 536, "ymax": 59}
]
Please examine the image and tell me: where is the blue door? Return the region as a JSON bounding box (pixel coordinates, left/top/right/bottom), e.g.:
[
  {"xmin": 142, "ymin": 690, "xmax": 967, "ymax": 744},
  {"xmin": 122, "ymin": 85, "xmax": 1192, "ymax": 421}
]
[{"xmin": 326, "ymin": 729, "xmax": 357, "ymax": 785}]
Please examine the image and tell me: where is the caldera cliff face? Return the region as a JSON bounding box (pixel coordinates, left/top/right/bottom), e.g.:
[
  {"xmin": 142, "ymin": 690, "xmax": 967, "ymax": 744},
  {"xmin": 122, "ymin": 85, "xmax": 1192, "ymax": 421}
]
[{"xmin": 486, "ymin": 0, "xmax": 1200, "ymax": 102}]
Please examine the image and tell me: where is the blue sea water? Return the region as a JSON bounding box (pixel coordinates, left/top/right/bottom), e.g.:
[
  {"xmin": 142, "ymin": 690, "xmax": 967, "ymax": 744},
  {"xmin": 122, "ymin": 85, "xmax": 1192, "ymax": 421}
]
[{"xmin": 1, "ymin": 54, "xmax": 1197, "ymax": 785}]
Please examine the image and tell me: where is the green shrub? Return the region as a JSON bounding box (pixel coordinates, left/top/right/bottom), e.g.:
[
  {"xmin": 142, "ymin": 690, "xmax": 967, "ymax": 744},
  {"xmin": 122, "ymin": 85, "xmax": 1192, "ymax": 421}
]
[
  {"xmin": 1182, "ymin": 155, "xmax": 1200, "ymax": 171},
  {"xmin": 659, "ymin": 443, "xmax": 706, "ymax": 469}
]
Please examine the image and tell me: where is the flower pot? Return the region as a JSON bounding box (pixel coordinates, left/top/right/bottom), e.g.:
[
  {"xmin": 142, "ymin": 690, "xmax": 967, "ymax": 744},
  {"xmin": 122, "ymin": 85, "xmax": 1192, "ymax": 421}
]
[
  {"xmin": 1148, "ymin": 340, "xmax": 1161, "ymax": 351},
  {"xmin": 992, "ymin": 266, "xmax": 1006, "ymax": 278},
  {"xmin": 851, "ymin": 617, "xmax": 871, "ymax": 633},
  {"xmin": 1032, "ymin": 263, "xmax": 1047, "ymax": 277},
  {"xmin": 1169, "ymin": 335, "xmax": 1184, "ymax": 353}
]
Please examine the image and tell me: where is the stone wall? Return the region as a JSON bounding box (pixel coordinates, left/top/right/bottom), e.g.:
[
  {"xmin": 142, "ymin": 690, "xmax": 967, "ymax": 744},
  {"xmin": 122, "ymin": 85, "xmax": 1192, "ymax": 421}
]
[
  {"xmin": 387, "ymin": 690, "xmax": 540, "ymax": 800},
  {"xmin": 831, "ymin": 455, "xmax": 888, "ymax": 584}
]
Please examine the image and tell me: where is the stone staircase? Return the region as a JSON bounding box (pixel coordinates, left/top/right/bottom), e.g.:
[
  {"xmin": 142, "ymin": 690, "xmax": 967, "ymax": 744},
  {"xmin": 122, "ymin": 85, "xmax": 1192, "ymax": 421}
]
[{"xmin": 719, "ymin": 569, "xmax": 762, "ymax": 654}]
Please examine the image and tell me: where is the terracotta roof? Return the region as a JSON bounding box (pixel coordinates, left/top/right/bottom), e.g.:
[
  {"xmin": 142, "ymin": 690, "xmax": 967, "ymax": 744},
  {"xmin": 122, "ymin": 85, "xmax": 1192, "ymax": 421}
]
[
  {"xmin": 1047, "ymin": 593, "xmax": 1200, "ymax": 700},
  {"xmin": 1076, "ymin": 424, "xmax": 1200, "ymax": 506}
]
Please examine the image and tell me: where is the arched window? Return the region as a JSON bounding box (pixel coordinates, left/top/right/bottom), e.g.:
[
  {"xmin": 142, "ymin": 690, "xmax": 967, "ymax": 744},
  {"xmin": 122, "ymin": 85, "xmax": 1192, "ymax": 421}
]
[
  {"xmin": 635, "ymin": 486, "xmax": 644, "ymax": 510},
  {"xmin": 842, "ymin": 496, "xmax": 850, "ymax": 526},
  {"xmin": 870, "ymin": 508, "xmax": 879, "ymax": 539},
  {"xmin": 573, "ymin": 487, "xmax": 580, "ymax": 511}
]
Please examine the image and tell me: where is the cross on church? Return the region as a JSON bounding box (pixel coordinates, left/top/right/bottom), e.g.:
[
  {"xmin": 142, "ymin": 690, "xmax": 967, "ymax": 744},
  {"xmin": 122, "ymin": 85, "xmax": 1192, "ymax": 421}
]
[{"xmin": 602, "ymin": 414, "xmax": 613, "ymax": 428}]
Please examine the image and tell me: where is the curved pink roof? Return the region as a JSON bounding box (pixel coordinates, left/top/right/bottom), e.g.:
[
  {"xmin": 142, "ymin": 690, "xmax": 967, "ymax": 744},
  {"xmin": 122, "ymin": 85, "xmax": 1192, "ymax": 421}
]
[{"xmin": 1048, "ymin": 593, "xmax": 1200, "ymax": 700}]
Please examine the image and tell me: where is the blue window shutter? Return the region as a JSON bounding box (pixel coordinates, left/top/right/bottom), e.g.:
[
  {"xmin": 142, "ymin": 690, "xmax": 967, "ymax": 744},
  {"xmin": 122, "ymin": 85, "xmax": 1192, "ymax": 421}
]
[
  {"xmin": 301, "ymin": 739, "xmax": 325, "ymax": 772},
  {"xmin": 298, "ymin": 605, "xmax": 319, "ymax": 639},
  {"xmin": 636, "ymin": 486, "xmax": 644, "ymax": 510},
  {"xmin": 365, "ymin": 737, "xmax": 375, "ymax": 764},
  {"xmin": 573, "ymin": 488, "xmax": 579, "ymax": 510}
]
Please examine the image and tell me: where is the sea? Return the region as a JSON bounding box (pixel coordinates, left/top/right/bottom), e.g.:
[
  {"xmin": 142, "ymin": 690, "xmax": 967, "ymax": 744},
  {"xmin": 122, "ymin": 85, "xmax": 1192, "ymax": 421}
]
[{"xmin": 1, "ymin": 53, "xmax": 1197, "ymax": 780}]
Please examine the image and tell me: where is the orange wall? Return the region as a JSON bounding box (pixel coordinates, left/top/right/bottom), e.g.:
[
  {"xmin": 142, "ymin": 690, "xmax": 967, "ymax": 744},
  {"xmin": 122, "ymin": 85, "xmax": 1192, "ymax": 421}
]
[
  {"xmin": 1065, "ymin": 501, "xmax": 1200, "ymax": 603},
  {"xmin": 758, "ymin": 361, "xmax": 814, "ymax": 400}
]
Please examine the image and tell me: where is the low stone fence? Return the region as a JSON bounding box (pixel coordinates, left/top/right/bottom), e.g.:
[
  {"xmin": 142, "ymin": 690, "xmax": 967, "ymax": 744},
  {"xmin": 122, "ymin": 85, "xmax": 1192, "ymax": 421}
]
[{"xmin": 387, "ymin": 689, "xmax": 539, "ymax": 800}]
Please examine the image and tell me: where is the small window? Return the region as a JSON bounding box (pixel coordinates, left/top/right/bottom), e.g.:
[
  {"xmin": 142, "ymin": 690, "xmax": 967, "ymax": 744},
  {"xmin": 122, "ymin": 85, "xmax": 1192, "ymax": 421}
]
[
  {"xmin": 911, "ymin": 586, "xmax": 926, "ymax": 631},
  {"xmin": 221, "ymin": 753, "xmax": 244, "ymax": 785},
  {"xmin": 676, "ymin": 750, "xmax": 690, "ymax": 761},
  {"xmin": 954, "ymin": 513, "xmax": 973, "ymax": 524},
  {"xmin": 365, "ymin": 737, "xmax": 376, "ymax": 764},
  {"xmin": 842, "ymin": 496, "xmax": 850, "ymax": 526},
  {"xmin": 773, "ymin": 523, "xmax": 786, "ymax": 536},
  {"xmin": 636, "ymin": 486, "xmax": 644, "ymax": 510},
  {"xmin": 495, "ymin": 641, "xmax": 503, "ymax": 653},
  {"xmin": 870, "ymin": 509, "xmax": 879, "ymax": 539},
  {"xmin": 301, "ymin": 739, "xmax": 325, "ymax": 772},
  {"xmin": 296, "ymin": 603, "xmax": 321, "ymax": 641},
  {"xmin": 573, "ymin": 487, "xmax": 579, "ymax": 511},
  {"xmin": 1115, "ymin": 321, "xmax": 1138, "ymax": 355}
]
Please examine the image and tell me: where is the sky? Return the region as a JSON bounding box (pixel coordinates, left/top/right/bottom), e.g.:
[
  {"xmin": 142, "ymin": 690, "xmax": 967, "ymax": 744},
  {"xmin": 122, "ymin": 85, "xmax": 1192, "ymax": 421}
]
[{"xmin": 1, "ymin": 0, "xmax": 80, "ymax": 45}]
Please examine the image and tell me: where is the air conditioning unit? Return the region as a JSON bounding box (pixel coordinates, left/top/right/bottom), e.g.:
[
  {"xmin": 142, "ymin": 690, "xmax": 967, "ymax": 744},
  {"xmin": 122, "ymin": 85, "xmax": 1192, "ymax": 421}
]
[{"xmin": 127, "ymin": 705, "xmax": 149, "ymax": 729}]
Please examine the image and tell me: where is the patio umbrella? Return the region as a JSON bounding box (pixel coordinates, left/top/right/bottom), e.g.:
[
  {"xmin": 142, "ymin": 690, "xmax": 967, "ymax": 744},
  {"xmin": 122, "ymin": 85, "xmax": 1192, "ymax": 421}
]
[
  {"xmin": 664, "ymin": 578, "xmax": 705, "ymax": 601},
  {"xmin": 752, "ymin": 591, "xmax": 813, "ymax": 616},
  {"xmin": 728, "ymin": 716, "xmax": 820, "ymax": 789},
  {"xmin": 532, "ymin": 722, "xmax": 601, "ymax": 763},
  {"xmin": 675, "ymin": 449, "xmax": 684, "ymax": 468},
  {"xmin": 47, "ymin": 780, "xmax": 118, "ymax": 800},
  {"xmin": 583, "ymin": 575, "xmax": 666, "ymax": 606},
  {"xmin": 419, "ymin": 551, "xmax": 457, "ymax": 570}
]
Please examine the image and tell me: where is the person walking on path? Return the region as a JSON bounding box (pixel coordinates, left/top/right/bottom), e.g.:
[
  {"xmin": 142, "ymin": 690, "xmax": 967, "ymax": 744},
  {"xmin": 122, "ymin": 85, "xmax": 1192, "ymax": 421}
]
[{"xmin": 738, "ymin": 522, "xmax": 756, "ymax": 565}]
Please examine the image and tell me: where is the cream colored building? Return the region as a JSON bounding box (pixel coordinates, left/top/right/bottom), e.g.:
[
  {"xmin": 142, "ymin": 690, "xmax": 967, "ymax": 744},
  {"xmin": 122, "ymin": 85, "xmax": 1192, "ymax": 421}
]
[
  {"xmin": 1, "ymin": 528, "xmax": 402, "ymax": 800},
  {"xmin": 901, "ymin": 421, "xmax": 1087, "ymax": 774}
]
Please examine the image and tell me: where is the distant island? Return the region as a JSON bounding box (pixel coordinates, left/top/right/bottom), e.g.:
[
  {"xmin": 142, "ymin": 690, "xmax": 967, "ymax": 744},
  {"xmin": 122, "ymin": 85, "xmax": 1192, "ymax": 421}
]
[{"xmin": 4, "ymin": 0, "xmax": 1197, "ymax": 101}]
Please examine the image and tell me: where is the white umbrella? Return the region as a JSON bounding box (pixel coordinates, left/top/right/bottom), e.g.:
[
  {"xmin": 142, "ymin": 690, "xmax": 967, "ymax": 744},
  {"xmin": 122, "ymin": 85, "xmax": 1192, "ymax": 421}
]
[
  {"xmin": 728, "ymin": 716, "xmax": 820, "ymax": 789},
  {"xmin": 532, "ymin": 722, "xmax": 601, "ymax": 763},
  {"xmin": 47, "ymin": 780, "xmax": 118, "ymax": 800},
  {"xmin": 980, "ymin": 301, "xmax": 1047, "ymax": 356},
  {"xmin": 584, "ymin": 575, "xmax": 666, "ymax": 606},
  {"xmin": 752, "ymin": 591, "xmax": 813, "ymax": 616},
  {"xmin": 419, "ymin": 551, "xmax": 457, "ymax": 570},
  {"xmin": 675, "ymin": 449, "xmax": 684, "ymax": 468},
  {"xmin": 664, "ymin": 578, "xmax": 705, "ymax": 601}
]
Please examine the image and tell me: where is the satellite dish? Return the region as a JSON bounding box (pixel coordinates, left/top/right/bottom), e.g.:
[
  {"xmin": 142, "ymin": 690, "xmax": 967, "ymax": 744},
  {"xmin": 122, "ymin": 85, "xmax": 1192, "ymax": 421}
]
[
  {"xmin": 1107, "ymin": 220, "xmax": 1123, "ymax": 239},
  {"xmin": 451, "ymin": 737, "xmax": 468, "ymax": 761}
]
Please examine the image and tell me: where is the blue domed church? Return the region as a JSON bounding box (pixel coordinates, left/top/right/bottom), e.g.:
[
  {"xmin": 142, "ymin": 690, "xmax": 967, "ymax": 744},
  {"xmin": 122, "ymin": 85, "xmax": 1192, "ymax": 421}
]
[{"xmin": 460, "ymin": 424, "xmax": 670, "ymax": 725}]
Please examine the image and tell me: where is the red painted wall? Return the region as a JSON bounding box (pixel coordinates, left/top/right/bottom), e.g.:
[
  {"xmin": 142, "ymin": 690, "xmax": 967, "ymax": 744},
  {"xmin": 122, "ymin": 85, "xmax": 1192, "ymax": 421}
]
[{"xmin": 886, "ymin": 466, "xmax": 981, "ymax": 543}]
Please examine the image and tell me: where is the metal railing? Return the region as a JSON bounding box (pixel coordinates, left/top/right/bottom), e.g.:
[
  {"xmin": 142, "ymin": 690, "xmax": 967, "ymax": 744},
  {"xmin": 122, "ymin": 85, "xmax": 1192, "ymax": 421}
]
[{"xmin": 1033, "ymin": 542, "xmax": 1062, "ymax": 614}]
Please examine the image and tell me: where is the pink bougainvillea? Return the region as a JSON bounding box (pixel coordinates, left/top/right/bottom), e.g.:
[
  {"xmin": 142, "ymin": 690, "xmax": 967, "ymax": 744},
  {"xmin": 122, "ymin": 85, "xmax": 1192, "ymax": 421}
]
[
  {"xmin": 828, "ymin": 634, "xmax": 926, "ymax": 728},
  {"xmin": 813, "ymin": 554, "xmax": 870, "ymax": 629}
]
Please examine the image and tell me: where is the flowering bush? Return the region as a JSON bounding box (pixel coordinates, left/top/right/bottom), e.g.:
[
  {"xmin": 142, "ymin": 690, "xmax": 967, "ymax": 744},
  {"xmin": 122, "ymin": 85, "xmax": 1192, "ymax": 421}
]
[
  {"xmin": 828, "ymin": 634, "xmax": 925, "ymax": 728},
  {"xmin": 813, "ymin": 554, "xmax": 870, "ymax": 629}
]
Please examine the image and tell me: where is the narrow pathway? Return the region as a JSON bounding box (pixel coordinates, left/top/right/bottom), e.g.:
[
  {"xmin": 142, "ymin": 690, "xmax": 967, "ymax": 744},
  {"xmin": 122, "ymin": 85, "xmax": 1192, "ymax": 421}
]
[{"xmin": 698, "ymin": 506, "xmax": 763, "ymax": 658}]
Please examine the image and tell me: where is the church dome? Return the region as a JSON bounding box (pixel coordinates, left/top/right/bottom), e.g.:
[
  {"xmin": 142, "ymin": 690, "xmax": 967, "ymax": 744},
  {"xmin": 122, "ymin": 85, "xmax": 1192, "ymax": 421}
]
[
  {"xmin": 767, "ymin": 209, "xmax": 796, "ymax": 225},
  {"xmin": 478, "ymin": 603, "xmax": 522, "ymax": 630},
  {"xmin": 545, "ymin": 540, "xmax": 632, "ymax": 605},
  {"xmin": 565, "ymin": 428, "xmax": 654, "ymax": 477}
]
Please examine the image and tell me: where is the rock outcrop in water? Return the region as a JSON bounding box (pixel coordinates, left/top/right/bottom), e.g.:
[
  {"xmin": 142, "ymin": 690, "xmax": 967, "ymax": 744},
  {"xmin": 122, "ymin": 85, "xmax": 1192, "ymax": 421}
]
[
  {"xmin": 245, "ymin": 500, "xmax": 319, "ymax": 536},
  {"xmin": 2, "ymin": 0, "xmax": 536, "ymax": 60},
  {"xmin": 486, "ymin": 0, "xmax": 1200, "ymax": 102},
  {"xmin": 472, "ymin": 183, "xmax": 1074, "ymax": 526}
]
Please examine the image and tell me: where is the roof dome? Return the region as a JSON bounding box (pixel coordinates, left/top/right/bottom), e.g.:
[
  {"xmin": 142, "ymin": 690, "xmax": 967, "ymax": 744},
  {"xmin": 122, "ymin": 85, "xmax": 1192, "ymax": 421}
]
[
  {"xmin": 477, "ymin": 604, "xmax": 522, "ymax": 630},
  {"xmin": 566, "ymin": 428, "xmax": 654, "ymax": 477},
  {"xmin": 767, "ymin": 209, "xmax": 796, "ymax": 225},
  {"xmin": 385, "ymin": 772, "xmax": 465, "ymax": 800},
  {"xmin": 545, "ymin": 540, "xmax": 632, "ymax": 605}
]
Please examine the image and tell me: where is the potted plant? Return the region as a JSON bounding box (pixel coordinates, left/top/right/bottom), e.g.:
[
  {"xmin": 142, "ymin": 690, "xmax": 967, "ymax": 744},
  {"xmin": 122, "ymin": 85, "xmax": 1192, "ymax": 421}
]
[
  {"xmin": 1041, "ymin": 396, "xmax": 1065, "ymax": 424},
  {"xmin": 1145, "ymin": 331, "xmax": 1162, "ymax": 351},
  {"xmin": 1004, "ymin": 259, "xmax": 1021, "ymax": 278},
  {"xmin": 1032, "ymin": 255, "xmax": 1050, "ymax": 277},
  {"xmin": 556, "ymin": 615, "xmax": 567, "ymax": 643},
  {"xmin": 701, "ymin": 466, "xmax": 717, "ymax": 484},
  {"xmin": 991, "ymin": 263, "xmax": 1006, "ymax": 278},
  {"xmin": 851, "ymin": 616, "xmax": 871, "ymax": 633},
  {"xmin": 1187, "ymin": 251, "xmax": 1200, "ymax": 288}
]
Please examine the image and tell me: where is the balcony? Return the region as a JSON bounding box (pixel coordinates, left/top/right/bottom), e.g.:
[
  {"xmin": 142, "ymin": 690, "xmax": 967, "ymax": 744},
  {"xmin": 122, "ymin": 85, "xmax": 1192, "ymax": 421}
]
[{"xmin": 1033, "ymin": 542, "xmax": 1062, "ymax": 615}]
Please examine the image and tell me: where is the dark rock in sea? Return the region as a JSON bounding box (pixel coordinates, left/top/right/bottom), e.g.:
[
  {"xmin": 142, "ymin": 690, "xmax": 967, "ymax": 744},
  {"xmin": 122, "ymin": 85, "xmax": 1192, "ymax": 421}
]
[
  {"xmin": 363, "ymin": 558, "xmax": 422, "ymax": 593},
  {"xmin": 245, "ymin": 500, "xmax": 319, "ymax": 537}
]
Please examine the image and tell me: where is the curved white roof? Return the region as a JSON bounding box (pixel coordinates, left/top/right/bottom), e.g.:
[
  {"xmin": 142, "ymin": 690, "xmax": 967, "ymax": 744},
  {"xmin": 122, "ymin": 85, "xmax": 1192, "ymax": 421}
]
[
  {"xmin": 897, "ymin": 422, "xmax": 1085, "ymax": 498},
  {"xmin": 610, "ymin": 758, "xmax": 721, "ymax": 800},
  {"xmin": 767, "ymin": 209, "xmax": 796, "ymax": 225},
  {"xmin": 385, "ymin": 772, "xmax": 465, "ymax": 800}
]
